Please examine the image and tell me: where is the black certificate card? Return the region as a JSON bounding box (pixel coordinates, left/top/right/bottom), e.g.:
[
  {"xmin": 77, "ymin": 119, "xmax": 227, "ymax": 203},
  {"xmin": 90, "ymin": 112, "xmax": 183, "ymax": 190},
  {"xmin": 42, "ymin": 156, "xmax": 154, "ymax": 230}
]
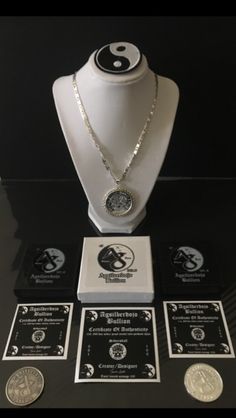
[
  {"xmin": 2, "ymin": 303, "xmax": 73, "ymax": 360},
  {"xmin": 75, "ymin": 307, "xmax": 160, "ymax": 382},
  {"xmin": 164, "ymin": 301, "xmax": 235, "ymax": 358}
]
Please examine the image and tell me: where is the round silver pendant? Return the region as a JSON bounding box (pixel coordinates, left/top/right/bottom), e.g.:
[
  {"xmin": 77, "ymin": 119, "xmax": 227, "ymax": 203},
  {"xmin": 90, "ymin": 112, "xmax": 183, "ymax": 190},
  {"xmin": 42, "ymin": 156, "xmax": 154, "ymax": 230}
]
[{"xmin": 104, "ymin": 189, "xmax": 133, "ymax": 216}]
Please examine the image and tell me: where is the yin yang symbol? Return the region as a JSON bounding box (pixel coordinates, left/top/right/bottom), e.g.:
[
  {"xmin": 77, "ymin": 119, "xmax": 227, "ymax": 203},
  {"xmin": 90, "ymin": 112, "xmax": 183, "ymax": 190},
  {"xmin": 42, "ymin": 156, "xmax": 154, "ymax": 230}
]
[{"xmin": 95, "ymin": 42, "xmax": 142, "ymax": 74}]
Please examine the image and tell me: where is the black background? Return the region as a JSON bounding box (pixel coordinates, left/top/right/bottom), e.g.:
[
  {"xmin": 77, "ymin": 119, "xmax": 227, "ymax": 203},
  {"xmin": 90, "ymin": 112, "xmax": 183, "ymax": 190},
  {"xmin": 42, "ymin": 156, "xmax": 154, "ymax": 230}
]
[{"xmin": 0, "ymin": 16, "xmax": 236, "ymax": 180}]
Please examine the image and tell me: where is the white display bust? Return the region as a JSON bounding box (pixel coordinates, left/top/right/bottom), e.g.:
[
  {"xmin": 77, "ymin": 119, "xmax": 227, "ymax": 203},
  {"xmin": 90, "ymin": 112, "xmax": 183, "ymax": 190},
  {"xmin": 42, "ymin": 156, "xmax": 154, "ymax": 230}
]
[{"xmin": 53, "ymin": 42, "xmax": 179, "ymax": 233}]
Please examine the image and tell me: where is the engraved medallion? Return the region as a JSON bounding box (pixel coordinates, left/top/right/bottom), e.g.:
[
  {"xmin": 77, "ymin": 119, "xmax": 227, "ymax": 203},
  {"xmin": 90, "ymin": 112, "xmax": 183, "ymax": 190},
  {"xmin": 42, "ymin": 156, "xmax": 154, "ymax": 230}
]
[
  {"xmin": 5, "ymin": 367, "xmax": 44, "ymax": 406},
  {"xmin": 104, "ymin": 189, "xmax": 133, "ymax": 216},
  {"xmin": 184, "ymin": 363, "xmax": 223, "ymax": 402}
]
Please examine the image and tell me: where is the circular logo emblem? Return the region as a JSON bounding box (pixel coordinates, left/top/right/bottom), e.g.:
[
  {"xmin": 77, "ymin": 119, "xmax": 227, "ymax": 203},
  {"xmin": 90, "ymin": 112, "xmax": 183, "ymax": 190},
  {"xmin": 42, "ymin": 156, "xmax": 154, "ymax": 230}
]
[
  {"xmin": 19, "ymin": 306, "xmax": 28, "ymax": 315},
  {"xmin": 81, "ymin": 364, "xmax": 94, "ymax": 378},
  {"xmin": 171, "ymin": 246, "xmax": 204, "ymax": 272},
  {"xmin": 95, "ymin": 42, "xmax": 142, "ymax": 74},
  {"xmin": 86, "ymin": 311, "xmax": 98, "ymax": 322},
  {"xmin": 62, "ymin": 305, "xmax": 70, "ymax": 314},
  {"xmin": 168, "ymin": 303, "xmax": 178, "ymax": 312},
  {"xmin": 140, "ymin": 311, "xmax": 152, "ymax": 322},
  {"xmin": 31, "ymin": 330, "xmax": 46, "ymax": 344},
  {"xmin": 98, "ymin": 244, "xmax": 134, "ymax": 272},
  {"xmin": 34, "ymin": 248, "xmax": 65, "ymax": 273},
  {"xmin": 220, "ymin": 343, "xmax": 230, "ymax": 354},
  {"xmin": 143, "ymin": 364, "xmax": 156, "ymax": 378},
  {"xmin": 191, "ymin": 328, "xmax": 205, "ymax": 341},
  {"xmin": 9, "ymin": 346, "xmax": 18, "ymax": 356},
  {"xmin": 173, "ymin": 343, "xmax": 184, "ymax": 353},
  {"xmin": 55, "ymin": 345, "xmax": 64, "ymax": 355},
  {"xmin": 109, "ymin": 343, "xmax": 127, "ymax": 360},
  {"xmin": 211, "ymin": 303, "xmax": 220, "ymax": 312}
]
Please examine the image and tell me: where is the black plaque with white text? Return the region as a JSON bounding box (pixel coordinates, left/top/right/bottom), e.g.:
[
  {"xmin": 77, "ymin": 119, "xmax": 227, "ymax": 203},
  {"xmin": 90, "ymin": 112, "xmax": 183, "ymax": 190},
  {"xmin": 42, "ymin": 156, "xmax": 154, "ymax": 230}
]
[
  {"xmin": 164, "ymin": 301, "xmax": 235, "ymax": 358},
  {"xmin": 2, "ymin": 303, "xmax": 73, "ymax": 360},
  {"xmin": 75, "ymin": 307, "xmax": 160, "ymax": 382}
]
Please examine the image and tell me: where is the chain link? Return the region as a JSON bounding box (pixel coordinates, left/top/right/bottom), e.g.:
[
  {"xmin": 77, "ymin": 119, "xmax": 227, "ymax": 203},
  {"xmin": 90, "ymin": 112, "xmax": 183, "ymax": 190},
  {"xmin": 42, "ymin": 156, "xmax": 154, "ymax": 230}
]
[{"xmin": 72, "ymin": 72, "xmax": 158, "ymax": 185}]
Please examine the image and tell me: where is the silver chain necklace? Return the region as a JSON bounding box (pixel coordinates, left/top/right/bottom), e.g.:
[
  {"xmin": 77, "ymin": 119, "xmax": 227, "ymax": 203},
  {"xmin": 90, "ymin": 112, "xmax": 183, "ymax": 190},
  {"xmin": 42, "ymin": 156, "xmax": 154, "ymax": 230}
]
[{"xmin": 72, "ymin": 72, "xmax": 158, "ymax": 217}]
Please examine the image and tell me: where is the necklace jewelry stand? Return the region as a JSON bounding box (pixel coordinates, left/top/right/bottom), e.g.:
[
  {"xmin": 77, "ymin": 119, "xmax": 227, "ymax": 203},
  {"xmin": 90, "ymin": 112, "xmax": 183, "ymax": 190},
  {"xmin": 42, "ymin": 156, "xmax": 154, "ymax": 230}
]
[{"xmin": 52, "ymin": 42, "xmax": 179, "ymax": 233}]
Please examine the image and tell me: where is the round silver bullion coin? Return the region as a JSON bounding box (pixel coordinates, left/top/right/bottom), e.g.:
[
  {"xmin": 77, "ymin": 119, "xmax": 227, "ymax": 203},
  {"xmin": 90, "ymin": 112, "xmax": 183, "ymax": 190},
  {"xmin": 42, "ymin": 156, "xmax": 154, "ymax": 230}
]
[
  {"xmin": 105, "ymin": 189, "xmax": 133, "ymax": 216},
  {"xmin": 184, "ymin": 363, "xmax": 223, "ymax": 403},
  {"xmin": 6, "ymin": 367, "xmax": 44, "ymax": 406}
]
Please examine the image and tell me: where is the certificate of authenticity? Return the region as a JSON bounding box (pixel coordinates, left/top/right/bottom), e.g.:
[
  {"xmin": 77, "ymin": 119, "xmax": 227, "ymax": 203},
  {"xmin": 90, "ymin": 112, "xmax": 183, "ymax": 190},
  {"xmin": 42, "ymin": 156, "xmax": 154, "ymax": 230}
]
[{"xmin": 75, "ymin": 307, "xmax": 160, "ymax": 382}]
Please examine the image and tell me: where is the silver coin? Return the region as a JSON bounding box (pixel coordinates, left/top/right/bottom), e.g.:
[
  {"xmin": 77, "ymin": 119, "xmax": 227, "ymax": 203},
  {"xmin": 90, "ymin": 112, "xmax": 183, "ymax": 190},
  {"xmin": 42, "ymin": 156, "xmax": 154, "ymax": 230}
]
[
  {"xmin": 184, "ymin": 363, "xmax": 223, "ymax": 402},
  {"xmin": 5, "ymin": 367, "xmax": 44, "ymax": 406}
]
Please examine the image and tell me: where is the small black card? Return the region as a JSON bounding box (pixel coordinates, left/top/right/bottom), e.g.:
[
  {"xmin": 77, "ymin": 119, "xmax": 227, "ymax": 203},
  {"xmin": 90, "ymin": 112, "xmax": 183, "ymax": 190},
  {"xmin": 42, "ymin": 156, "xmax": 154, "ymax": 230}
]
[
  {"xmin": 2, "ymin": 303, "xmax": 73, "ymax": 360},
  {"xmin": 75, "ymin": 307, "xmax": 160, "ymax": 382},
  {"xmin": 14, "ymin": 244, "xmax": 81, "ymax": 298},
  {"xmin": 158, "ymin": 242, "xmax": 221, "ymax": 296},
  {"xmin": 164, "ymin": 301, "xmax": 235, "ymax": 358}
]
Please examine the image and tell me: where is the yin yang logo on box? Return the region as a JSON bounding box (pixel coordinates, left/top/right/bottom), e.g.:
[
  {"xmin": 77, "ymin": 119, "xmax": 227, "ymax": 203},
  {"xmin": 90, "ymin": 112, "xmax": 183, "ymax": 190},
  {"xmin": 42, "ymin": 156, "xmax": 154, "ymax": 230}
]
[
  {"xmin": 171, "ymin": 246, "xmax": 204, "ymax": 272},
  {"xmin": 34, "ymin": 248, "xmax": 65, "ymax": 273},
  {"xmin": 97, "ymin": 243, "xmax": 134, "ymax": 272}
]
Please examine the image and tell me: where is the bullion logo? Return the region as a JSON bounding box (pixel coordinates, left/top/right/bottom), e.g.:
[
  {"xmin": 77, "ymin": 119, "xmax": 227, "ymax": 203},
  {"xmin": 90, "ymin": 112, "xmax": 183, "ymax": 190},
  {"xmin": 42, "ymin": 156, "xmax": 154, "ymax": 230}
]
[
  {"xmin": 81, "ymin": 364, "xmax": 94, "ymax": 378},
  {"xmin": 168, "ymin": 303, "xmax": 178, "ymax": 313},
  {"xmin": 19, "ymin": 306, "xmax": 28, "ymax": 315},
  {"xmin": 173, "ymin": 343, "xmax": 183, "ymax": 353},
  {"xmin": 98, "ymin": 244, "xmax": 134, "ymax": 272},
  {"xmin": 140, "ymin": 310, "xmax": 152, "ymax": 322},
  {"xmin": 109, "ymin": 343, "xmax": 127, "ymax": 360},
  {"xmin": 211, "ymin": 303, "xmax": 220, "ymax": 312},
  {"xmin": 86, "ymin": 311, "xmax": 98, "ymax": 322},
  {"xmin": 34, "ymin": 248, "xmax": 65, "ymax": 273},
  {"xmin": 143, "ymin": 364, "xmax": 155, "ymax": 378},
  {"xmin": 220, "ymin": 343, "xmax": 230, "ymax": 354},
  {"xmin": 55, "ymin": 345, "xmax": 64, "ymax": 355},
  {"xmin": 31, "ymin": 330, "xmax": 46, "ymax": 344},
  {"xmin": 171, "ymin": 246, "xmax": 204, "ymax": 272},
  {"xmin": 191, "ymin": 327, "xmax": 205, "ymax": 341},
  {"xmin": 9, "ymin": 345, "xmax": 18, "ymax": 356},
  {"xmin": 62, "ymin": 305, "xmax": 70, "ymax": 314}
]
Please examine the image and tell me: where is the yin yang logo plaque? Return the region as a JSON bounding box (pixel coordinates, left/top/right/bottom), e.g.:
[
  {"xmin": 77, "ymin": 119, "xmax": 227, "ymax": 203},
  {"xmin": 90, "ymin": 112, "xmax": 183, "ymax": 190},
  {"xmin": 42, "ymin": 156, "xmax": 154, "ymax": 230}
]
[{"xmin": 95, "ymin": 42, "xmax": 142, "ymax": 74}]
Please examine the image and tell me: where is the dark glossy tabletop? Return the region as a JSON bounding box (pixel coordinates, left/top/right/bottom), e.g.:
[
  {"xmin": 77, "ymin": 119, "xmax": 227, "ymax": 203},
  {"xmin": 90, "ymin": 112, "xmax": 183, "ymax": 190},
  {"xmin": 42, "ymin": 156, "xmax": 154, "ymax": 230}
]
[{"xmin": 0, "ymin": 178, "xmax": 236, "ymax": 408}]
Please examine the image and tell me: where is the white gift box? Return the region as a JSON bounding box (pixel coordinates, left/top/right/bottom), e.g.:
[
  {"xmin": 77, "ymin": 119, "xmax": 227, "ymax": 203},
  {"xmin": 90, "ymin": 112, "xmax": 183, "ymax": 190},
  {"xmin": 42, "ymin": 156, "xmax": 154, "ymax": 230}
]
[{"xmin": 77, "ymin": 236, "xmax": 154, "ymax": 303}]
